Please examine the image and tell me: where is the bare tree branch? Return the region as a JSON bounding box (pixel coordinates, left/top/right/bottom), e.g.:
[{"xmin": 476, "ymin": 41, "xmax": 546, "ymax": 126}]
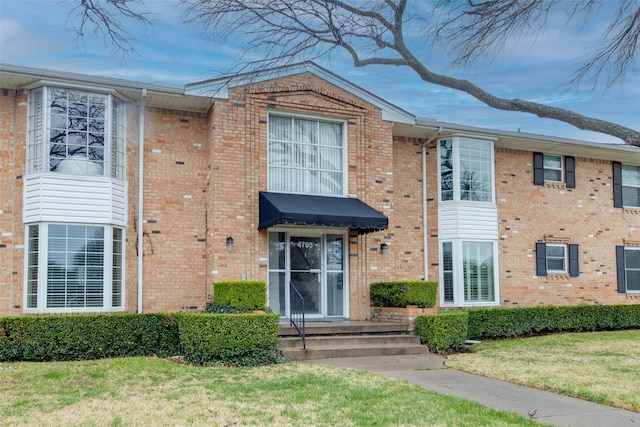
[
  {"xmin": 432, "ymin": 0, "xmax": 639, "ymax": 89},
  {"xmin": 68, "ymin": 0, "xmax": 152, "ymax": 56},
  {"xmin": 570, "ymin": 1, "xmax": 640, "ymax": 88},
  {"xmin": 179, "ymin": 0, "xmax": 640, "ymax": 145},
  {"xmin": 66, "ymin": 0, "xmax": 640, "ymax": 145}
]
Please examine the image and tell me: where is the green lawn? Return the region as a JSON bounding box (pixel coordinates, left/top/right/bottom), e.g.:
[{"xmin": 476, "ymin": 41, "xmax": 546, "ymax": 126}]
[
  {"xmin": 0, "ymin": 357, "xmax": 544, "ymax": 426},
  {"xmin": 446, "ymin": 329, "xmax": 640, "ymax": 412}
]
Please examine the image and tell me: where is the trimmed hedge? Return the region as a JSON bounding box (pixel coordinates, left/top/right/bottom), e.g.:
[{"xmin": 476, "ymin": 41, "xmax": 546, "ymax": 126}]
[
  {"xmin": 370, "ymin": 281, "xmax": 437, "ymax": 308},
  {"xmin": 178, "ymin": 313, "xmax": 280, "ymax": 366},
  {"xmin": 414, "ymin": 311, "xmax": 468, "ymax": 353},
  {"xmin": 213, "ymin": 281, "xmax": 267, "ymax": 310},
  {"xmin": 0, "ymin": 313, "xmax": 180, "ymax": 362},
  {"xmin": 0, "ymin": 312, "xmax": 281, "ymax": 366},
  {"xmin": 467, "ymin": 304, "xmax": 640, "ymax": 340}
]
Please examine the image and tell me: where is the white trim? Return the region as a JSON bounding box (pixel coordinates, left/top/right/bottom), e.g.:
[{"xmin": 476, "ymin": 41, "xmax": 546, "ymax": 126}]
[
  {"xmin": 23, "ymin": 223, "xmax": 126, "ymax": 313},
  {"xmin": 624, "ymin": 247, "xmax": 640, "ymax": 292},
  {"xmin": 439, "ymin": 239, "xmax": 500, "ymax": 307},
  {"xmin": 137, "ymin": 88, "xmax": 147, "ymax": 313},
  {"xmin": 543, "ymin": 154, "xmax": 564, "ymax": 183},
  {"xmin": 267, "ymin": 227, "xmax": 350, "ymax": 319},
  {"xmin": 546, "ymin": 243, "xmax": 568, "ymax": 274},
  {"xmin": 23, "ymin": 174, "xmax": 128, "ymax": 226},
  {"xmin": 621, "ymin": 164, "xmax": 640, "ymax": 208},
  {"xmin": 438, "ymin": 137, "xmax": 496, "ymax": 204},
  {"xmin": 267, "ymin": 111, "xmax": 348, "ymax": 196}
]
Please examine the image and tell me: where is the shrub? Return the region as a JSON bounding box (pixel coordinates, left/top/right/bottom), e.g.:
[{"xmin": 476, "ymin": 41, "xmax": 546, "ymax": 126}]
[
  {"xmin": 370, "ymin": 281, "xmax": 437, "ymax": 308},
  {"xmin": 213, "ymin": 281, "xmax": 267, "ymax": 310},
  {"xmin": 414, "ymin": 311, "xmax": 469, "ymax": 353},
  {"xmin": 467, "ymin": 304, "xmax": 640, "ymax": 340},
  {"xmin": 0, "ymin": 313, "xmax": 180, "ymax": 362},
  {"xmin": 177, "ymin": 313, "xmax": 280, "ymax": 366}
]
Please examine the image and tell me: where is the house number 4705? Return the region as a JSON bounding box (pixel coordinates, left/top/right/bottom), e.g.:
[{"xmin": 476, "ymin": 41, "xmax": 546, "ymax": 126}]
[{"xmin": 295, "ymin": 241, "xmax": 315, "ymax": 249}]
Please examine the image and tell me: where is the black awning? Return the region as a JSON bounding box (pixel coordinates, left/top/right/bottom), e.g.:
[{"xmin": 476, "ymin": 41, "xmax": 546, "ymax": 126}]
[{"xmin": 259, "ymin": 192, "xmax": 388, "ymax": 235}]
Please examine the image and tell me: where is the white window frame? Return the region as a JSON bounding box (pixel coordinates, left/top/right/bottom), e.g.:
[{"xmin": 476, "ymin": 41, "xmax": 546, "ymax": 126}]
[
  {"xmin": 438, "ymin": 137, "xmax": 495, "ymax": 203},
  {"xmin": 546, "ymin": 243, "xmax": 567, "ymax": 273},
  {"xmin": 440, "ymin": 240, "xmax": 499, "ymax": 306},
  {"xmin": 543, "ymin": 154, "xmax": 563, "ymax": 183},
  {"xmin": 267, "ymin": 228, "xmax": 349, "ymax": 319},
  {"xmin": 625, "ymin": 247, "xmax": 640, "ymax": 292},
  {"xmin": 24, "ymin": 223, "xmax": 125, "ymax": 313},
  {"xmin": 622, "ymin": 164, "xmax": 640, "ymax": 208},
  {"xmin": 267, "ymin": 111, "xmax": 347, "ymax": 196},
  {"xmin": 27, "ymin": 86, "xmax": 125, "ymax": 179}
]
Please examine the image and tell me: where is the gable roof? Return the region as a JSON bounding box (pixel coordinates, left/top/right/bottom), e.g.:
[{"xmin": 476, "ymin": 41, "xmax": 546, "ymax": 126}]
[{"xmin": 185, "ymin": 61, "xmax": 415, "ymax": 124}]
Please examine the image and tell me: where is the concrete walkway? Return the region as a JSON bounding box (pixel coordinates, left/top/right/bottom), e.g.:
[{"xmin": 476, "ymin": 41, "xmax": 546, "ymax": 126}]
[{"xmin": 303, "ymin": 354, "xmax": 640, "ymax": 426}]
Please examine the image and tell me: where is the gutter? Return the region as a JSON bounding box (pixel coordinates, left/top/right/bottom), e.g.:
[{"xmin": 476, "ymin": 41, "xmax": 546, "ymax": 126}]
[
  {"xmin": 137, "ymin": 88, "xmax": 147, "ymax": 313},
  {"xmin": 422, "ymin": 127, "xmax": 442, "ymax": 280}
]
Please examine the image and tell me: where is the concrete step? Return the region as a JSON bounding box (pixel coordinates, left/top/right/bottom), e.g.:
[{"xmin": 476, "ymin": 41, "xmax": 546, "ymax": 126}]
[
  {"xmin": 278, "ymin": 334, "xmax": 421, "ymax": 349},
  {"xmin": 277, "ymin": 321, "xmax": 427, "ymax": 361},
  {"xmin": 282, "ymin": 343, "xmax": 428, "ymax": 361},
  {"xmin": 278, "ymin": 322, "xmax": 411, "ymax": 337}
]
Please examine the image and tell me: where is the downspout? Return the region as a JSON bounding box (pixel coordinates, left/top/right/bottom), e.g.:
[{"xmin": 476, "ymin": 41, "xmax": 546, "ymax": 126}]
[
  {"xmin": 422, "ymin": 127, "xmax": 442, "ymax": 280},
  {"xmin": 137, "ymin": 88, "xmax": 147, "ymax": 313}
]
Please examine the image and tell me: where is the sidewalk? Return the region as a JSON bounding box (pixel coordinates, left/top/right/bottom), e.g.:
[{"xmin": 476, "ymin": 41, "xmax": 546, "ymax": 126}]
[{"xmin": 303, "ymin": 354, "xmax": 640, "ymax": 426}]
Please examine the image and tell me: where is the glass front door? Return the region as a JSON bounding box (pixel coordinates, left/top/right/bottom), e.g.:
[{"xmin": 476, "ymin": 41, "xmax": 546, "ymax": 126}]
[
  {"xmin": 268, "ymin": 231, "xmax": 346, "ymax": 319},
  {"xmin": 290, "ymin": 235, "xmax": 322, "ymax": 315}
]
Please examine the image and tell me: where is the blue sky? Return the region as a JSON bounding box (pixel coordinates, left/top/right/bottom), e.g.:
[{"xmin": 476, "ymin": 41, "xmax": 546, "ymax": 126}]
[{"xmin": 1, "ymin": 0, "xmax": 637, "ymax": 144}]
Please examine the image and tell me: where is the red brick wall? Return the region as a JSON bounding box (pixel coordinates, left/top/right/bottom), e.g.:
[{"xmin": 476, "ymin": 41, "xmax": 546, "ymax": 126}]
[
  {"xmin": 0, "ymin": 89, "xmax": 26, "ymax": 315},
  {"xmin": 201, "ymin": 73, "xmax": 398, "ymax": 319},
  {"xmin": 2, "ymin": 73, "xmax": 639, "ymax": 318},
  {"xmin": 139, "ymin": 107, "xmax": 209, "ymax": 312},
  {"xmin": 495, "ymin": 147, "xmax": 640, "ymax": 306}
]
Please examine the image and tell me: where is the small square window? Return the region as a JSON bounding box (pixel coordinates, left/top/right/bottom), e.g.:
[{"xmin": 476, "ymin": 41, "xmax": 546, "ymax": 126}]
[
  {"xmin": 546, "ymin": 244, "xmax": 566, "ymax": 273},
  {"xmin": 543, "ymin": 155, "xmax": 563, "ymax": 182},
  {"xmin": 534, "ymin": 153, "xmax": 575, "ymax": 188}
]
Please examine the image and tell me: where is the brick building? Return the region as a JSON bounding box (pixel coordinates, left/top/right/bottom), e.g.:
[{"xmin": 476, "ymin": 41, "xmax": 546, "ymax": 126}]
[{"xmin": 1, "ymin": 62, "xmax": 639, "ymax": 319}]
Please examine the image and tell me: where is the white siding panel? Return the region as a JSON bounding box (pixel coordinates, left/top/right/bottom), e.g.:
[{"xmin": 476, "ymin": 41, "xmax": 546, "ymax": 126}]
[
  {"xmin": 438, "ymin": 202, "xmax": 498, "ymax": 240},
  {"xmin": 24, "ymin": 175, "xmax": 128, "ymax": 226}
]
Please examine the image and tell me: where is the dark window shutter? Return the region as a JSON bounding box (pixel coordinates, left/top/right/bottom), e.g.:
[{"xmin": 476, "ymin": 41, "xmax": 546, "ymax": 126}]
[
  {"xmin": 533, "ymin": 152, "xmax": 544, "ymax": 186},
  {"xmin": 536, "ymin": 242, "xmax": 547, "ymax": 276},
  {"xmin": 565, "ymin": 156, "xmax": 576, "ymax": 189},
  {"xmin": 568, "ymin": 244, "xmax": 579, "ymax": 277},
  {"xmin": 613, "ymin": 161, "xmax": 623, "ymax": 208},
  {"xmin": 616, "ymin": 246, "xmax": 626, "ymax": 293}
]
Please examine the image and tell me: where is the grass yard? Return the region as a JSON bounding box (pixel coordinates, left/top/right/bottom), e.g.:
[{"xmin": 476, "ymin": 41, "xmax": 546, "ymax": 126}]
[
  {"xmin": 446, "ymin": 329, "xmax": 640, "ymax": 412},
  {"xmin": 0, "ymin": 357, "xmax": 545, "ymax": 427}
]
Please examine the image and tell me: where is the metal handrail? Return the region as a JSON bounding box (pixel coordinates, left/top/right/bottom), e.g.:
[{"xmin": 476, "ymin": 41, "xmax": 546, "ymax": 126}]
[{"xmin": 289, "ymin": 281, "xmax": 306, "ymax": 350}]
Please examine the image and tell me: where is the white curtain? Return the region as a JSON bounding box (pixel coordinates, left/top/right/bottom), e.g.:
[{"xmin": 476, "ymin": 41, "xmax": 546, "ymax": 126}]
[{"xmin": 269, "ymin": 116, "xmax": 343, "ymax": 195}]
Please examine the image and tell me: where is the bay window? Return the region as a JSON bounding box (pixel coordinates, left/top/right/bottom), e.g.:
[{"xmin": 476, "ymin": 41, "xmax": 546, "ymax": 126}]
[
  {"xmin": 441, "ymin": 240, "xmax": 498, "ymax": 305},
  {"xmin": 268, "ymin": 114, "xmax": 345, "ymax": 195},
  {"xmin": 440, "ymin": 138, "xmax": 494, "ymax": 202},
  {"xmin": 26, "ymin": 224, "xmax": 124, "ymax": 311},
  {"xmin": 27, "ymin": 87, "xmax": 125, "ymax": 178}
]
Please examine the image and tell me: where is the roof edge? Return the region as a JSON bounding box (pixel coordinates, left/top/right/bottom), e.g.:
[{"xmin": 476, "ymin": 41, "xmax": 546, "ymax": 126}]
[
  {"xmin": 186, "ymin": 61, "xmax": 415, "ymax": 124},
  {"xmin": 0, "ymin": 63, "xmax": 186, "ymax": 96}
]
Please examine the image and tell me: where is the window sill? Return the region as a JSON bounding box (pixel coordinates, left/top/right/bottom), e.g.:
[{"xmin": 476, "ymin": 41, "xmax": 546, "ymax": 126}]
[
  {"xmin": 441, "ymin": 302, "xmax": 500, "ymax": 307},
  {"xmin": 544, "ymin": 181, "xmax": 566, "ymax": 189},
  {"xmin": 546, "ymin": 273, "xmax": 571, "ymax": 280},
  {"xmin": 23, "ymin": 308, "xmax": 126, "ymax": 314},
  {"xmin": 623, "ymin": 207, "xmax": 640, "ymax": 215}
]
